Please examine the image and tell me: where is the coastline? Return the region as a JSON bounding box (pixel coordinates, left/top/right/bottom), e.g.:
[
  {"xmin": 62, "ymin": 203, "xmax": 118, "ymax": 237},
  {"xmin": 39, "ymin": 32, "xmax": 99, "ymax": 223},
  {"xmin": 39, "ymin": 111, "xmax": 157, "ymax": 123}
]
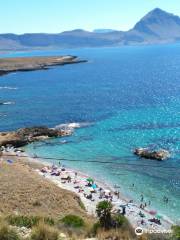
[
  {"xmin": 0, "ymin": 55, "xmax": 87, "ymax": 76},
  {"xmin": 1, "ymin": 149, "xmax": 174, "ymax": 232}
]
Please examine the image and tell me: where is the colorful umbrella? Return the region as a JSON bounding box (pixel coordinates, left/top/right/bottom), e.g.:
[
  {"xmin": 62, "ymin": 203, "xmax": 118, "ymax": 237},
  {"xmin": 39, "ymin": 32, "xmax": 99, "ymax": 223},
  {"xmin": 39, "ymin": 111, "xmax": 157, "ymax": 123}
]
[
  {"xmin": 149, "ymin": 210, "xmax": 157, "ymax": 215},
  {"xmin": 86, "ymin": 177, "xmax": 94, "ymax": 183},
  {"xmin": 155, "ymin": 214, "xmax": 162, "ymax": 219}
]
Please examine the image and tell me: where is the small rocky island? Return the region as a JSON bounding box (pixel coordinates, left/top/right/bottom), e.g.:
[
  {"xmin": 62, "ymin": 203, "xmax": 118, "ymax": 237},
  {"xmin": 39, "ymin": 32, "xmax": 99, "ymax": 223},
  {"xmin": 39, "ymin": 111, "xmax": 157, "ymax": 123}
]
[
  {"xmin": 0, "ymin": 55, "xmax": 86, "ymax": 76},
  {"xmin": 0, "ymin": 126, "xmax": 70, "ymax": 148},
  {"xmin": 134, "ymin": 148, "xmax": 170, "ymax": 161}
]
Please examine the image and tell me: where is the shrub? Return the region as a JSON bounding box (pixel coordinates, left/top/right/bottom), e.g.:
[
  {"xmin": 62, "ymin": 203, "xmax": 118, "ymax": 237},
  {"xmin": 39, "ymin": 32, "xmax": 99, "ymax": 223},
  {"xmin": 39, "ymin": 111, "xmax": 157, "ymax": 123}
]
[
  {"xmin": 96, "ymin": 201, "xmax": 112, "ymax": 229},
  {"xmin": 0, "ymin": 223, "xmax": 20, "ymax": 240},
  {"xmin": 171, "ymin": 225, "xmax": 180, "ymax": 240},
  {"xmin": 60, "ymin": 215, "xmax": 85, "ymax": 228},
  {"xmin": 31, "ymin": 223, "xmax": 59, "ymax": 240},
  {"xmin": 7, "ymin": 216, "xmax": 39, "ymax": 228},
  {"xmin": 6, "ymin": 215, "xmax": 54, "ymax": 228},
  {"xmin": 113, "ymin": 214, "xmax": 127, "ymax": 228},
  {"xmin": 91, "ymin": 221, "xmax": 101, "ymax": 235}
]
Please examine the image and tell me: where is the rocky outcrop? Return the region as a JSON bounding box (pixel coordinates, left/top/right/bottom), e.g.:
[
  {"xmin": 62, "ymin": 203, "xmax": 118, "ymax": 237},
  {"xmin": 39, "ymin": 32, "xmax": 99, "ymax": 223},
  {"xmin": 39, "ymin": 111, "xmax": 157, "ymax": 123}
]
[
  {"xmin": 134, "ymin": 148, "xmax": 170, "ymax": 160},
  {"xmin": 0, "ymin": 126, "xmax": 69, "ymax": 148},
  {"xmin": 0, "ymin": 56, "xmax": 87, "ymax": 76}
]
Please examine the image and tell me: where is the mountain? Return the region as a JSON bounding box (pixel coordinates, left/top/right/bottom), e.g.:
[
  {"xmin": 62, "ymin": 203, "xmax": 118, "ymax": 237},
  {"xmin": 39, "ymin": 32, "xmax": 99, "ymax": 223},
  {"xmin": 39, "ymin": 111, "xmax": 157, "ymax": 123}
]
[
  {"xmin": 1, "ymin": 8, "xmax": 180, "ymax": 50},
  {"xmin": 128, "ymin": 8, "xmax": 180, "ymax": 43}
]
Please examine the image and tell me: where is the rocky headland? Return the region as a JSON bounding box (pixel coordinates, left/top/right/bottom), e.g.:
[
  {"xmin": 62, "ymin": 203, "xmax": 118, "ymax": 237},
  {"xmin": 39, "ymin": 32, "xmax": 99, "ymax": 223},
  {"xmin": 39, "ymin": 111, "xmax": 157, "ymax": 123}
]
[
  {"xmin": 0, "ymin": 55, "xmax": 87, "ymax": 76},
  {"xmin": 0, "ymin": 126, "xmax": 70, "ymax": 148}
]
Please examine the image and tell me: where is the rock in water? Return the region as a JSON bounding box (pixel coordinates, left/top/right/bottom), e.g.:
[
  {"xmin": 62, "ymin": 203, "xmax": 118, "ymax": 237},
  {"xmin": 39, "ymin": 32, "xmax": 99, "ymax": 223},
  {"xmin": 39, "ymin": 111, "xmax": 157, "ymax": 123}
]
[
  {"xmin": 134, "ymin": 148, "xmax": 170, "ymax": 160},
  {"xmin": 0, "ymin": 126, "xmax": 68, "ymax": 148}
]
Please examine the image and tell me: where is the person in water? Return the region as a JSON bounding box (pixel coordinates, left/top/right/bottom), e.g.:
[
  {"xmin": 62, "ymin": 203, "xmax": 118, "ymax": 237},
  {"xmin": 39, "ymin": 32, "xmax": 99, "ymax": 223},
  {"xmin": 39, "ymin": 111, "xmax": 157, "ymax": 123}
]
[
  {"xmin": 140, "ymin": 194, "xmax": 144, "ymax": 202},
  {"xmin": 163, "ymin": 196, "xmax": 169, "ymax": 203}
]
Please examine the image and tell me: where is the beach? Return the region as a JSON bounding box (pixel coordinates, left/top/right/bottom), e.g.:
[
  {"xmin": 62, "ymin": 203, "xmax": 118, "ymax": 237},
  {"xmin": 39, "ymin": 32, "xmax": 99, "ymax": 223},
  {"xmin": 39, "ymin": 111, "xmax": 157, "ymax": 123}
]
[{"xmin": 1, "ymin": 148, "xmax": 174, "ymax": 233}]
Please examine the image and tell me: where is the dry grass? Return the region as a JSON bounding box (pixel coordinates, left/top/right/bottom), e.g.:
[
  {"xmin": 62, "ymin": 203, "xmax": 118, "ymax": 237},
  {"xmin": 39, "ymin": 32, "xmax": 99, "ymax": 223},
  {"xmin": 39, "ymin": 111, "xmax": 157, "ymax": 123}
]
[
  {"xmin": 0, "ymin": 155, "xmax": 88, "ymax": 221},
  {"xmin": 96, "ymin": 228, "xmax": 137, "ymax": 240}
]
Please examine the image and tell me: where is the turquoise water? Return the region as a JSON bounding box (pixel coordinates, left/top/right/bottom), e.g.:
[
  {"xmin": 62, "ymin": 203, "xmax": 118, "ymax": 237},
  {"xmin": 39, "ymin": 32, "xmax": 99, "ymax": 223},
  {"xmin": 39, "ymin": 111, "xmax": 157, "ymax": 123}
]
[{"xmin": 0, "ymin": 45, "xmax": 180, "ymax": 223}]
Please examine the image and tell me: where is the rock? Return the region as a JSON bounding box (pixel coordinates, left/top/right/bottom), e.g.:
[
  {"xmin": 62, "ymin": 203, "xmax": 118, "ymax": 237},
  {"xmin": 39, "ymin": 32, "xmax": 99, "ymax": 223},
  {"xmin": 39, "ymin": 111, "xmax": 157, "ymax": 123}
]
[
  {"xmin": 134, "ymin": 148, "xmax": 170, "ymax": 160},
  {"xmin": 0, "ymin": 126, "xmax": 66, "ymax": 148},
  {"xmin": 59, "ymin": 232, "xmax": 67, "ymax": 239}
]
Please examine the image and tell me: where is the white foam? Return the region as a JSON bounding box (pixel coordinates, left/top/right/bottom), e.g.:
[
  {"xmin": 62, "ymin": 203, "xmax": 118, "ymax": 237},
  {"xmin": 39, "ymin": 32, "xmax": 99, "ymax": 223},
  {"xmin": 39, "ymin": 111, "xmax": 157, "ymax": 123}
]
[
  {"xmin": 55, "ymin": 122, "xmax": 93, "ymax": 130},
  {"xmin": 2, "ymin": 101, "xmax": 15, "ymax": 105},
  {"xmin": 0, "ymin": 86, "xmax": 18, "ymax": 90}
]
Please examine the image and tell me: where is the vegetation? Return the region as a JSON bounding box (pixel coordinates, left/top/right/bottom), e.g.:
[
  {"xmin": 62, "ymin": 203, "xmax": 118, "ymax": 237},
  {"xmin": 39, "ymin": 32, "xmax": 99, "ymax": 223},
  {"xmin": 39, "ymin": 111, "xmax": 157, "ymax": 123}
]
[
  {"xmin": 112, "ymin": 214, "xmax": 128, "ymax": 228},
  {"xmin": 171, "ymin": 225, "xmax": 180, "ymax": 240},
  {"xmin": 60, "ymin": 215, "xmax": 85, "ymax": 228},
  {"xmin": 6, "ymin": 215, "xmax": 54, "ymax": 228},
  {"xmin": 96, "ymin": 200, "xmax": 113, "ymax": 229},
  {"xmin": 0, "ymin": 223, "xmax": 20, "ymax": 240},
  {"xmin": 30, "ymin": 223, "xmax": 59, "ymax": 240}
]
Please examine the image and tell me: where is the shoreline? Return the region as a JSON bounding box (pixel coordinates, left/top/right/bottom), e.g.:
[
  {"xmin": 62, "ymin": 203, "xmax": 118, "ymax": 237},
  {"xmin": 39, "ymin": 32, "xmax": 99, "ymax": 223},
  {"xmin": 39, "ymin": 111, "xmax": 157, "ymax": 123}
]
[
  {"xmin": 1, "ymin": 149, "xmax": 174, "ymax": 232},
  {"xmin": 0, "ymin": 55, "xmax": 87, "ymax": 76}
]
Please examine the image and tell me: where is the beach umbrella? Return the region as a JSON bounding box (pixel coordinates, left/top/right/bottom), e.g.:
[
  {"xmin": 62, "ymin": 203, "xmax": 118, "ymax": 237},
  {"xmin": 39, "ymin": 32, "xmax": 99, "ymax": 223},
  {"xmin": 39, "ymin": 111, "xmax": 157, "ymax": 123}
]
[
  {"xmin": 86, "ymin": 177, "xmax": 94, "ymax": 183},
  {"xmin": 104, "ymin": 189, "xmax": 110, "ymax": 194},
  {"xmin": 149, "ymin": 210, "xmax": 157, "ymax": 215},
  {"xmin": 155, "ymin": 214, "xmax": 162, "ymax": 219}
]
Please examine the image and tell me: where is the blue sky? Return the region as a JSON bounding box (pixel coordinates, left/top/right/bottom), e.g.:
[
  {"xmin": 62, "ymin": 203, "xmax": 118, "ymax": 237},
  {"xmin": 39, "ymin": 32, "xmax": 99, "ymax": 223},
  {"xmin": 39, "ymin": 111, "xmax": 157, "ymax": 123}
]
[{"xmin": 1, "ymin": 0, "xmax": 180, "ymax": 33}]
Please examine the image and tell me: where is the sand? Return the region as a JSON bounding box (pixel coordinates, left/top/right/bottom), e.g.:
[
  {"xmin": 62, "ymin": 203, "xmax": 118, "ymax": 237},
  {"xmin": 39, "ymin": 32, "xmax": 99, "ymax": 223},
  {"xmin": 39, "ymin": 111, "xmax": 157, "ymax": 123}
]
[{"xmin": 0, "ymin": 149, "xmax": 174, "ymax": 233}]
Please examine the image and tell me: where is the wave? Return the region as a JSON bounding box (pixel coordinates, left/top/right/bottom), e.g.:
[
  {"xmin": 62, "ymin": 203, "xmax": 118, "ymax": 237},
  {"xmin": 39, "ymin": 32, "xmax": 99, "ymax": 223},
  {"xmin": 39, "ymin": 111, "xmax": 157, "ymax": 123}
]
[
  {"xmin": 0, "ymin": 101, "xmax": 15, "ymax": 105},
  {"xmin": 0, "ymin": 86, "xmax": 18, "ymax": 90},
  {"xmin": 55, "ymin": 122, "xmax": 93, "ymax": 131}
]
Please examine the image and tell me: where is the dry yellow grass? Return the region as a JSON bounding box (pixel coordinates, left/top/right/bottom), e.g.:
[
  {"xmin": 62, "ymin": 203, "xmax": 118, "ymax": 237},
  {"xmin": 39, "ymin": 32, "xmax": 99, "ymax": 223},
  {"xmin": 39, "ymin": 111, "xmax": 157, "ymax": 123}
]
[{"xmin": 0, "ymin": 154, "xmax": 88, "ymax": 221}]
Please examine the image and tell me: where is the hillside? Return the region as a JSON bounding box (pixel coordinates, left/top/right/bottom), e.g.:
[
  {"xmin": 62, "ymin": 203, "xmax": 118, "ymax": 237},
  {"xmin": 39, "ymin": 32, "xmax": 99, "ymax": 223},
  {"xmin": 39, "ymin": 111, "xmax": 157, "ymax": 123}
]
[
  {"xmin": 1, "ymin": 8, "xmax": 180, "ymax": 50},
  {"xmin": 0, "ymin": 153, "xmax": 88, "ymax": 220}
]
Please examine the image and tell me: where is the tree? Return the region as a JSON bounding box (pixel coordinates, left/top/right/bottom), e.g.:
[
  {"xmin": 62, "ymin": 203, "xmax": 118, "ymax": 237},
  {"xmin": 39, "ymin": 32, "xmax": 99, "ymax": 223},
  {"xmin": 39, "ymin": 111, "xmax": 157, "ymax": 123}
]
[{"xmin": 96, "ymin": 200, "xmax": 112, "ymax": 229}]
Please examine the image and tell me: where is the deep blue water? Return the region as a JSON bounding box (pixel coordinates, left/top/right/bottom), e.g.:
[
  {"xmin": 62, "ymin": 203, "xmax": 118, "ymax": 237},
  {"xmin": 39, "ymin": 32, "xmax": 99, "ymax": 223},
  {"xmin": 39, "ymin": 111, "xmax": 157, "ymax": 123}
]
[{"xmin": 0, "ymin": 45, "xmax": 180, "ymax": 223}]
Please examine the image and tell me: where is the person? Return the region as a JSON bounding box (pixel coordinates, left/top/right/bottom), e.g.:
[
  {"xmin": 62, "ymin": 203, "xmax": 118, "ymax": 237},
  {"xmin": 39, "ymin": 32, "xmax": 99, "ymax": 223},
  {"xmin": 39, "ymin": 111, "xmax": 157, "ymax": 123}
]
[
  {"xmin": 141, "ymin": 219, "xmax": 145, "ymax": 225},
  {"xmin": 163, "ymin": 196, "xmax": 169, "ymax": 204},
  {"xmin": 140, "ymin": 194, "xmax": 144, "ymax": 202},
  {"xmin": 117, "ymin": 191, "xmax": 120, "ymax": 199},
  {"xmin": 58, "ymin": 161, "xmax": 61, "ymax": 166},
  {"xmin": 67, "ymin": 175, "xmax": 71, "ymax": 183},
  {"xmin": 75, "ymin": 172, "xmax": 77, "ymax": 178},
  {"xmin": 148, "ymin": 200, "xmax": 151, "ymax": 206},
  {"xmin": 140, "ymin": 204, "xmax": 144, "ymax": 209},
  {"xmin": 122, "ymin": 206, "xmax": 126, "ymax": 215}
]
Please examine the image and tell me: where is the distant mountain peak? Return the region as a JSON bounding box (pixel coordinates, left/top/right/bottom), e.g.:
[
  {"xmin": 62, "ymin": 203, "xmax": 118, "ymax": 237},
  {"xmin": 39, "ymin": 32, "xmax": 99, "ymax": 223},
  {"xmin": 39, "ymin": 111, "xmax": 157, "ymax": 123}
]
[{"xmin": 133, "ymin": 8, "xmax": 180, "ymax": 38}]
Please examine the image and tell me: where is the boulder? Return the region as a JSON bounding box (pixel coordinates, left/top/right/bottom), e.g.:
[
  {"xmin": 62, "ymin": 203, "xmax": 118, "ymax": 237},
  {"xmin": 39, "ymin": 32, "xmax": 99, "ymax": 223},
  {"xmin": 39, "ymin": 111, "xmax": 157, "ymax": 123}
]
[
  {"xmin": 0, "ymin": 126, "xmax": 65, "ymax": 148},
  {"xmin": 134, "ymin": 148, "xmax": 170, "ymax": 160}
]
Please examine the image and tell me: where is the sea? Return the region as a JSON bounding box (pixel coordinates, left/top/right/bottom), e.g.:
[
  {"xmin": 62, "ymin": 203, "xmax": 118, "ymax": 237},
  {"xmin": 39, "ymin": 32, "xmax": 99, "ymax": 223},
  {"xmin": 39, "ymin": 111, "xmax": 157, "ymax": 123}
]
[{"xmin": 0, "ymin": 44, "xmax": 180, "ymax": 224}]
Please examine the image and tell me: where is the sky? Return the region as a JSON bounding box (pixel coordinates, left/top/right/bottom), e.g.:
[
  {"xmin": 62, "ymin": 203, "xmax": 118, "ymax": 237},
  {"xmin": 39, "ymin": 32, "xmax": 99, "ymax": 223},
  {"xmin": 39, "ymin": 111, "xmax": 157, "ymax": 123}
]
[{"xmin": 1, "ymin": 0, "xmax": 180, "ymax": 34}]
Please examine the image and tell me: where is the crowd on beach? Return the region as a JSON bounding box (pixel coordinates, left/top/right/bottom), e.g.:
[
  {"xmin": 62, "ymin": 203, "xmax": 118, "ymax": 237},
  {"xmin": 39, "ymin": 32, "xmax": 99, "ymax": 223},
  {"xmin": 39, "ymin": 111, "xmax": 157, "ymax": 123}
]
[
  {"xmin": 38, "ymin": 161, "xmax": 172, "ymax": 231},
  {"xmin": 0, "ymin": 146, "xmax": 173, "ymax": 231}
]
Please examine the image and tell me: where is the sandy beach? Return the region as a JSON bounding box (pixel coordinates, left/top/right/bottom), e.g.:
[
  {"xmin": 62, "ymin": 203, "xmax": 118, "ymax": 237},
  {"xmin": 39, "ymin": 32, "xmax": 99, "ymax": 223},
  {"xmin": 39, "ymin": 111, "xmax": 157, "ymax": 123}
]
[{"xmin": 0, "ymin": 148, "xmax": 174, "ymax": 234}]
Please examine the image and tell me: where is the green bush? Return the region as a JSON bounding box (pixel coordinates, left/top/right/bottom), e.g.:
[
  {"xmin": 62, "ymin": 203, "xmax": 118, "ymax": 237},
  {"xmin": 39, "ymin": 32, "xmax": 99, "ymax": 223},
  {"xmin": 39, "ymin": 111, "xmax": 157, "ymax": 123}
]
[
  {"xmin": 113, "ymin": 214, "xmax": 127, "ymax": 227},
  {"xmin": 6, "ymin": 215, "xmax": 54, "ymax": 228},
  {"xmin": 31, "ymin": 223, "xmax": 58, "ymax": 240},
  {"xmin": 91, "ymin": 221, "xmax": 101, "ymax": 235},
  {"xmin": 172, "ymin": 225, "xmax": 180, "ymax": 240},
  {"xmin": 60, "ymin": 215, "xmax": 85, "ymax": 228},
  {"xmin": 96, "ymin": 200, "xmax": 112, "ymax": 229},
  {"xmin": 0, "ymin": 223, "xmax": 20, "ymax": 240}
]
